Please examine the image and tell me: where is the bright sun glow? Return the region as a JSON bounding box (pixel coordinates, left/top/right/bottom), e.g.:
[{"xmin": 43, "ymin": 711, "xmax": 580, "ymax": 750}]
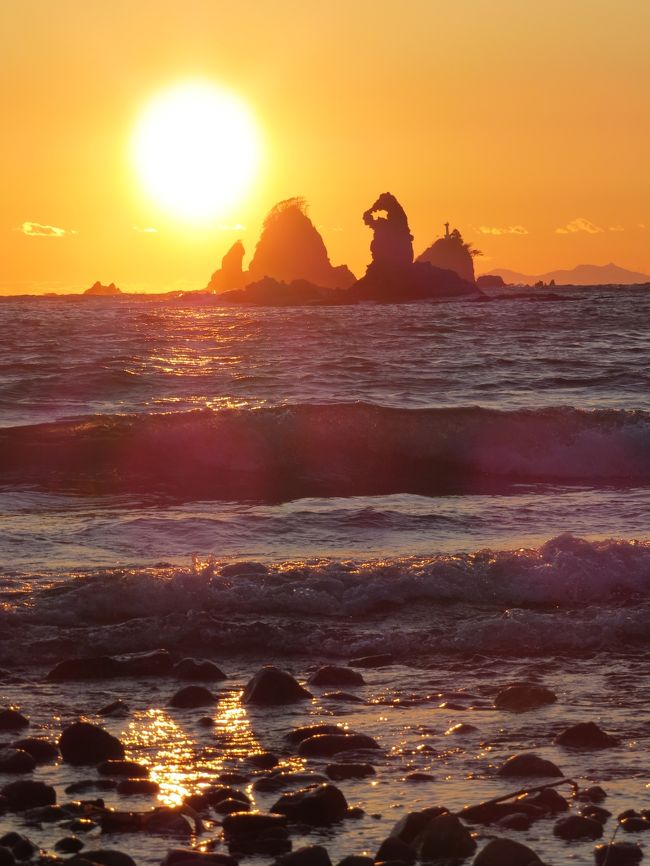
[{"xmin": 132, "ymin": 81, "xmax": 260, "ymax": 221}]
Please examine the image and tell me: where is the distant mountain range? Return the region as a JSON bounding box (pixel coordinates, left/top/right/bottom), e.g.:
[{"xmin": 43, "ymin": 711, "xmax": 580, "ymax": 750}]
[{"xmin": 482, "ymin": 262, "xmax": 650, "ymax": 286}]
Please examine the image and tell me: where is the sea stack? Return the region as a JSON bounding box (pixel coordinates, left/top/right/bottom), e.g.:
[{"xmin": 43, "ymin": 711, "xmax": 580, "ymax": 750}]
[{"xmin": 417, "ymin": 223, "xmax": 477, "ymax": 284}]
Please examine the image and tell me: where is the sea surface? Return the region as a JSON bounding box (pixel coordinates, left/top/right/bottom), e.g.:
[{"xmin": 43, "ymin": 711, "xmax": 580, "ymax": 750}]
[{"xmin": 1, "ymin": 287, "xmax": 650, "ymax": 864}]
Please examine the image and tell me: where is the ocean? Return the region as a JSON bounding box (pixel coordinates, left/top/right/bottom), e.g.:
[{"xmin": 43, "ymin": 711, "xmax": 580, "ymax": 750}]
[{"xmin": 1, "ymin": 287, "xmax": 649, "ymax": 865}]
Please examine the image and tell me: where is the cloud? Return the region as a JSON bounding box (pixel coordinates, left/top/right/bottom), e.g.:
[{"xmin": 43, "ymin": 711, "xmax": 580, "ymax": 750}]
[
  {"xmin": 478, "ymin": 225, "xmax": 528, "ymax": 236},
  {"xmin": 133, "ymin": 225, "xmax": 158, "ymax": 233},
  {"xmin": 608, "ymin": 225, "xmax": 624, "ymax": 232},
  {"xmin": 19, "ymin": 221, "xmax": 75, "ymax": 237},
  {"xmin": 555, "ymin": 218, "xmax": 604, "ymax": 235}
]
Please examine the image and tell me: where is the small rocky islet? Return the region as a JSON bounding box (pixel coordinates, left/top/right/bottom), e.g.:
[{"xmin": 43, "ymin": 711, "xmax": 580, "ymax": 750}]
[{"xmin": 0, "ymin": 653, "xmax": 647, "ymax": 866}]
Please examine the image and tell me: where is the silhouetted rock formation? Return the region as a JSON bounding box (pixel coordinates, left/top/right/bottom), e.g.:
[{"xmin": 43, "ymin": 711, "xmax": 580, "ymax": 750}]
[
  {"xmin": 349, "ymin": 194, "xmax": 478, "ymax": 302},
  {"xmin": 477, "ymin": 274, "xmax": 506, "ymax": 289},
  {"xmin": 219, "ymin": 277, "xmax": 342, "ymax": 306},
  {"xmin": 206, "ymin": 241, "xmax": 245, "ymax": 292},
  {"xmin": 417, "ymin": 224, "xmax": 477, "ymax": 284},
  {"xmin": 84, "ymin": 281, "xmax": 122, "ymax": 296}
]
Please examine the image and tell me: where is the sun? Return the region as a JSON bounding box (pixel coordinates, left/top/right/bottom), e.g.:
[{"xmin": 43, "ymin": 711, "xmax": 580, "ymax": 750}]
[{"xmin": 131, "ymin": 81, "xmax": 261, "ymax": 222}]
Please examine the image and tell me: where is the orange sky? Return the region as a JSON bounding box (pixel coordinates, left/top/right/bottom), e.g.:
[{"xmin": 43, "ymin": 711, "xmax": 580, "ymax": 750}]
[{"xmin": 2, "ymin": 0, "xmax": 649, "ymax": 294}]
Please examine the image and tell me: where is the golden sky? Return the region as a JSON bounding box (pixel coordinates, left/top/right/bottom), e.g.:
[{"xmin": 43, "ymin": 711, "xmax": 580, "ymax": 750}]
[{"xmin": 2, "ymin": 0, "xmax": 649, "ymax": 294}]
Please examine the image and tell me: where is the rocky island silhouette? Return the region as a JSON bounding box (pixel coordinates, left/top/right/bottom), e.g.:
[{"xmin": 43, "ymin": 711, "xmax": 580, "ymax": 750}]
[{"xmin": 207, "ymin": 194, "xmax": 480, "ymax": 305}]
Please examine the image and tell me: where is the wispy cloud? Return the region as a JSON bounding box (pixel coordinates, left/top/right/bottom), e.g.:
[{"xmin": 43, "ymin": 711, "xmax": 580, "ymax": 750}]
[
  {"xmin": 608, "ymin": 225, "xmax": 624, "ymax": 232},
  {"xmin": 133, "ymin": 225, "xmax": 158, "ymax": 233},
  {"xmin": 555, "ymin": 217, "xmax": 604, "ymax": 235},
  {"xmin": 19, "ymin": 221, "xmax": 75, "ymax": 237},
  {"xmin": 478, "ymin": 225, "xmax": 528, "ymax": 236}
]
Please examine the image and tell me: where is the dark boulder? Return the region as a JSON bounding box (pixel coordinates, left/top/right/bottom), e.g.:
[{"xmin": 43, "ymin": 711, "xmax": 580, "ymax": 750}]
[
  {"xmin": 242, "ymin": 667, "xmax": 311, "ymax": 705},
  {"xmin": 298, "ymin": 734, "xmax": 380, "ymax": 757},
  {"xmin": 222, "ymin": 811, "xmax": 290, "ymax": 856},
  {"xmin": 0, "ymin": 748, "xmax": 35, "ymax": 774},
  {"xmin": 620, "ymin": 817, "xmax": 650, "ymax": 832},
  {"xmin": 472, "ymin": 837, "xmax": 542, "ymax": 865},
  {"xmin": 162, "ymin": 851, "xmax": 237, "ymax": 866},
  {"xmin": 445, "ymin": 723, "xmax": 478, "ymax": 736},
  {"xmin": 594, "ymin": 842, "xmax": 644, "ymax": 865},
  {"xmin": 172, "ymin": 659, "xmax": 226, "ymax": 681},
  {"xmin": 580, "ymin": 805, "xmax": 611, "ymax": 824},
  {"xmin": 497, "ymin": 753, "xmax": 563, "ymax": 777},
  {"xmin": 274, "ymin": 846, "xmax": 332, "ymax": 866},
  {"xmin": 555, "ymin": 722, "xmax": 618, "ymax": 749},
  {"xmin": 390, "ymin": 808, "xmax": 450, "ymax": 844},
  {"xmin": 169, "ymin": 686, "xmax": 214, "ymax": 709},
  {"xmin": 65, "ymin": 780, "xmax": 117, "ymax": 794},
  {"xmin": 519, "ymin": 787, "xmax": 569, "ymax": 813},
  {"xmin": 271, "ymin": 784, "xmax": 348, "ymax": 826},
  {"xmin": 1, "ymin": 780, "xmax": 56, "ymax": 811},
  {"xmin": 308, "ymin": 667, "xmax": 364, "ymax": 687},
  {"xmin": 286, "ymin": 725, "xmax": 344, "ymax": 745},
  {"xmin": 12, "ymin": 738, "xmax": 59, "ymax": 763},
  {"xmin": 459, "ymin": 801, "xmax": 543, "ymax": 825},
  {"xmin": 48, "ymin": 650, "xmax": 172, "ymax": 681},
  {"xmin": 326, "ymin": 763, "xmax": 375, "ymax": 781},
  {"xmin": 249, "ymin": 752, "xmax": 278, "ymax": 770},
  {"xmin": 97, "ymin": 760, "xmax": 148, "ymax": 777},
  {"xmin": 117, "ymin": 779, "xmax": 159, "ymax": 796},
  {"xmin": 0, "ymin": 710, "xmax": 28, "ymax": 731},
  {"xmin": 375, "ymin": 837, "xmax": 416, "ymax": 864},
  {"xmin": 55, "ymin": 837, "xmax": 84, "ymax": 854},
  {"xmin": 59, "ymin": 723, "xmax": 125, "ymax": 765},
  {"xmin": 98, "ymin": 701, "xmax": 129, "ymax": 717},
  {"xmin": 337, "ymin": 859, "xmax": 373, "ymax": 866},
  {"xmin": 203, "ymin": 786, "xmax": 250, "ymax": 807},
  {"xmin": 415, "ymin": 814, "xmax": 476, "ymax": 860},
  {"xmin": 214, "ymin": 798, "xmax": 250, "ymax": 815},
  {"xmin": 553, "ymin": 815, "xmax": 603, "ymax": 839},
  {"xmin": 0, "ymin": 847, "xmax": 13, "ymax": 866},
  {"xmin": 494, "ymin": 684, "xmax": 557, "ymax": 712}
]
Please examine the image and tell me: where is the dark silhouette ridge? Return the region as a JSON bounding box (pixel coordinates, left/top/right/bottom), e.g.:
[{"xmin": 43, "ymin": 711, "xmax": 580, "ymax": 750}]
[
  {"xmin": 220, "ymin": 276, "xmax": 342, "ymax": 306},
  {"xmin": 483, "ymin": 262, "xmax": 650, "ymax": 287},
  {"xmin": 206, "ymin": 240, "xmax": 245, "ymax": 292},
  {"xmin": 83, "ymin": 281, "xmax": 122, "ymax": 296},
  {"xmin": 205, "ymin": 198, "xmax": 355, "ymax": 295},
  {"xmin": 417, "ymin": 223, "xmax": 478, "ymax": 284},
  {"xmin": 477, "ymin": 274, "xmax": 506, "ymax": 289},
  {"xmin": 348, "ymin": 193, "xmax": 479, "ymax": 302}
]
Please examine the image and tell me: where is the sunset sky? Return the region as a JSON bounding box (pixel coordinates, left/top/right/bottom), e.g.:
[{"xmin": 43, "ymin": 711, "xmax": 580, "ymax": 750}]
[{"xmin": 2, "ymin": 0, "xmax": 649, "ymax": 294}]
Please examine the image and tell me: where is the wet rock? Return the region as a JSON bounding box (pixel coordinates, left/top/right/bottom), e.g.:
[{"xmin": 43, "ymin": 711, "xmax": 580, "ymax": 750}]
[
  {"xmin": 286, "ymin": 725, "xmax": 344, "ymax": 745},
  {"xmin": 0, "ymin": 748, "xmax": 35, "ymax": 774},
  {"xmin": 97, "ymin": 760, "xmax": 148, "ymax": 778},
  {"xmin": 118, "ymin": 650, "xmax": 173, "ymax": 677},
  {"xmin": 445, "ymin": 723, "xmax": 478, "ymax": 736},
  {"xmin": 65, "ymin": 780, "xmax": 117, "ymax": 794},
  {"xmin": 0, "ymin": 836, "xmax": 19, "ymax": 849},
  {"xmin": 249, "ymin": 752, "xmax": 278, "ymax": 770},
  {"xmin": 101, "ymin": 807, "xmax": 193, "ymax": 836},
  {"xmin": 253, "ymin": 772, "xmax": 328, "ymax": 793},
  {"xmin": 348, "ymin": 655, "xmax": 393, "ymax": 669},
  {"xmin": 497, "ymin": 753, "xmax": 563, "ymax": 777},
  {"xmin": 169, "ymin": 686, "xmax": 214, "ymax": 708},
  {"xmin": 326, "ymin": 763, "xmax": 375, "ymax": 781},
  {"xmin": 55, "ymin": 838, "xmax": 83, "ymax": 854},
  {"xmin": 580, "ymin": 805, "xmax": 611, "ymax": 824},
  {"xmin": 272, "ymin": 784, "xmax": 348, "ymax": 826},
  {"xmin": 60, "ymin": 723, "xmax": 125, "ymax": 765},
  {"xmin": 203, "ymin": 786, "xmax": 250, "ymax": 807},
  {"xmin": 472, "ymin": 837, "xmax": 542, "ymax": 865},
  {"xmin": 495, "ymin": 813, "xmax": 532, "ymax": 831},
  {"xmin": 298, "ymin": 734, "xmax": 380, "ymax": 757},
  {"xmin": 274, "ymin": 846, "xmax": 332, "ymax": 866},
  {"xmin": 458, "ymin": 801, "xmax": 542, "ymax": 826},
  {"xmin": 594, "ymin": 842, "xmax": 644, "ymax": 865},
  {"xmin": 22, "ymin": 803, "xmax": 65, "ymax": 822},
  {"xmin": 172, "ymin": 659, "xmax": 227, "ymax": 682},
  {"xmin": 415, "ymin": 814, "xmax": 476, "ymax": 860},
  {"xmin": 518, "ymin": 787, "xmax": 569, "ymax": 813},
  {"xmin": 1, "ymin": 780, "xmax": 56, "ymax": 811},
  {"xmin": 98, "ymin": 701, "xmax": 129, "ymax": 718},
  {"xmin": 220, "ymin": 561, "xmax": 268, "ymax": 577},
  {"xmin": 576, "ymin": 785, "xmax": 608, "ymax": 803},
  {"xmin": 197, "ymin": 717, "xmax": 214, "ymax": 728},
  {"xmin": 375, "ymin": 838, "xmax": 416, "ymax": 864},
  {"xmin": 620, "ymin": 817, "xmax": 650, "ymax": 832},
  {"xmin": 556, "ymin": 722, "xmax": 618, "ymax": 749},
  {"xmin": 554, "ymin": 814, "xmax": 603, "ymax": 840},
  {"xmin": 117, "ymin": 779, "xmax": 160, "ymax": 796},
  {"xmin": 494, "ymin": 684, "xmax": 557, "ymax": 712},
  {"xmin": 390, "ymin": 808, "xmax": 450, "ymax": 844},
  {"xmin": 9, "ymin": 835, "xmax": 36, "ymax": 861},
  {"xmin": 308, "ymin": 667, "xmax": 364, "ymax": 687},
  {"xmin": 404, "ymin": 772, "xmax": 434, "ymax": 782},
  {"xmin": 162, "ymin": 851, "xmax": 237, "ymax": 866},
  {"xmin": 12, "ymin": 738, "xmax": 58, "ymax": 764},
  {"xmin": 214, "ymin": 798, "xmax": 250, "ymax": 815},
  {"xmin": 0, "ymin": 711, "xmax": 29, "ymax": 732},
  {"xmin": 222, "ymin": 812, "xmax": 290, "ymax": 856},
  {"xmin": 0, "ymin": 847, "xmax": 13, "ymax": 866},
  {"xmin": 79, "ymin": 851, "xmax": 137, "ymax": 866},
  {"xmin": 48, "ymin": 650, "xmax": 172, "ymax": 681},
  {"xmin": 242, "ymin": 667, "xmax": 311, "ymax": 705},
  {"xmin": 217, "ymin": 772, "xmax": 248, "ymax": 784}
]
